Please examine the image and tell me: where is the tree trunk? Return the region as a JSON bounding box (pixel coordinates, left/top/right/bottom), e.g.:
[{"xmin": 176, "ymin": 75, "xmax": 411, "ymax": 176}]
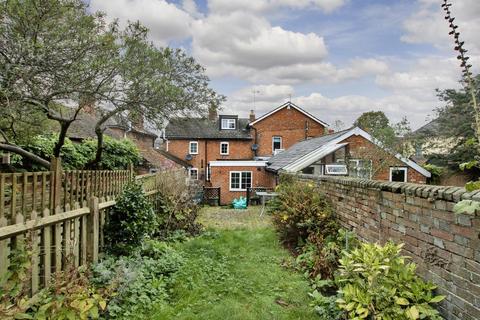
[
  {"xmin": 87, "ymin": 127, "xmax": 105, "ymax": 169},
  {"xmin": 53, "ymin": 121, "xmax": 73, "ymax": 157},
  {"xmin": 0, "ymin": 143, "xmax": 51, "ymax": 168}
]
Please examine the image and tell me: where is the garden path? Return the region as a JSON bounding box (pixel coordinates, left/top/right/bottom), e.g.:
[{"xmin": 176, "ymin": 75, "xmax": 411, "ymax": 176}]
[{"xmin": 149, "ymin": 206, "xmax": 317, "ymax": 320}]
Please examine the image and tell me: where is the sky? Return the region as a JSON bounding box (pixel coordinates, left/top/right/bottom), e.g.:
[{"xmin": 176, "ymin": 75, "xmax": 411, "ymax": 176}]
[{"xmin": 87, "ymin": 0, "xmax": 480, "ymax": 130}]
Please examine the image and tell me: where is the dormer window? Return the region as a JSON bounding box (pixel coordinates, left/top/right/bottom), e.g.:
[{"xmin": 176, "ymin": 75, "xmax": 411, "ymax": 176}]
[{"xmin": 221, "ymin": 118, "xmax": 236, "ymax": 130}]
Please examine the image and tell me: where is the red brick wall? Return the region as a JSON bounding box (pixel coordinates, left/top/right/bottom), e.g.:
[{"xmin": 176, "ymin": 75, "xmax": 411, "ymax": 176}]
[
  {"xmin": 341, "ymin": 135, "xmax": 427, "ymax": 184},
  {"xmin": 295, "ymin": 174, "xmax": 480, "ymax": 320},
  {"xmin": 252, "ymin": 107, "xmax": 326, "ymax": 157},
  {"xmin": 210, "ymin": 165, "xmax": 276, "ymax": 205},
  {"xmin": 167, "ymin": 139, "xmax": 254, "ymax": 180}
]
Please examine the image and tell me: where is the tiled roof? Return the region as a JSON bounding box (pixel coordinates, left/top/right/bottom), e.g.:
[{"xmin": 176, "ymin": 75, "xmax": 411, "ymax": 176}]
[
  {"xmin": 138, "ymin": 147, "xmax": 189, "ymax": 169},
  {"xmin": 267, "ymin": 129, "xmax": 350, "ymax": 171},
  {"xmin": 68, "ymin": 112, "xmax": 157, "ymax": 140},
  {"xmin": 165, "ymin": 117, "xmax": 252, "ymax": 140}
]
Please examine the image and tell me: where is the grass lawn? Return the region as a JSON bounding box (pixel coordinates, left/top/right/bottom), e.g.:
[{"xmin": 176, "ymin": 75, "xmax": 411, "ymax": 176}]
[{"xmin": 150, "ymin": 206, "xmax": 318, "ymax": 320}]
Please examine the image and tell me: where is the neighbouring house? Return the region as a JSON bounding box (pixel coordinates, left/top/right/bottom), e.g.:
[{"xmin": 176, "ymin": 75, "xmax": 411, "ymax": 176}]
[
  {"xmin": 165, "ymin": 102, "xmax": 328, "ymax": 204},
  {"xmin": 164, "ymin": 102, "xmax": 430, "ymax": 205},
  {"xmin": 67, "ymin": 111, "xmax": 189, "ymax": 174},
  {"xmin": 267, "ymin": 127, "xmax": 430, "ymax": 183}
]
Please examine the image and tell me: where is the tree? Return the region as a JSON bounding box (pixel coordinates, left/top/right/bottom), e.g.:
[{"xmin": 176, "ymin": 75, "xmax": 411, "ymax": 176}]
[
  {"xmin": 354, "ymin": 111, "xmax": 391, "ymax": 138},
  {"xmin": 0, "ymin": 0, "xmax": 118, "ymax": 167},
  {"xmin": 0, "ymin": 0, "xmax": 224, "ymax": 169},
  {"xmin": 352, "ymin": 111, "xmax": 412, "ymax": 178},
  {"xmin": 88, "ymin": 22, "xmax": 224, "ymax": 168}
]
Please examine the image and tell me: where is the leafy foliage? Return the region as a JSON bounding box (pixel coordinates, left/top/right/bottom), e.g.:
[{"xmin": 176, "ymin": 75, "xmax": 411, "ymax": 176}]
[
  {"xmin": 453, "ymin": 200, "xmax": 480, "ymax": 215},
  {"xmin": 91, "ymin": 240, "xmax": 184, "ymax": 319},
  {"xmin": 336, "ymin": 242, "xmax": 444, "ymax": 320},
  {"xmin": 104, "ymin": 182, "xmax": 157, "ymax": 255},
  {"xmin": 1, "ymin": 241, "xmax": 112, "ymax": 320},
  {"xmin": 152, "ymin": 170, "xmax": 203, "ymax": 238},
  {"xmin": 12, "ymin": 134, "xmax": 140, "ymax": 170},
  {"xmin": 269, "ymin": 179, "xmax": 337, "ymax": 247}
]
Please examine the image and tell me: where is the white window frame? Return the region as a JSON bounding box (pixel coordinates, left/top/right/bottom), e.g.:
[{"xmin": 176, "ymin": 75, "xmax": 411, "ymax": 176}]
[
  {"xmin": 206, "ymin": 165, "xmax": 211, "ymax": 181},
  {"xmin": 348, "ymin": 159, "xmax": 372, "ymax": 179},
  {"xmin": 272, "ymin": 136, "xmax": 282, "ymax": 152},
  {"xmin": 221, "ymin": 118, "xmax": 236, "ymax": 130},
  {"xmin": 188, "ymin": 168, "xmax": 198, "ymax": 180},
  {"xmin": 229, "ymin": 171, "xmax": 252, "ymax": 191},
  {"xmin": 389, "ymin": 167, "xmax": 408, "ymax": 182},
  {"xmin": 220, "ymin": 142, "xmax": 229, "ymax": 155},
  {"xmin": 189, "ymin": 141, "xmax": 198, "ymax": 154}
]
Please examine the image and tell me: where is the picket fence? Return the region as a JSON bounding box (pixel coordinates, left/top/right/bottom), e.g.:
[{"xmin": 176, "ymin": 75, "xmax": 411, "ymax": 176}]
[{"xmin": 0, "ymin": 158, "xmax": 167, "ymax": 295}]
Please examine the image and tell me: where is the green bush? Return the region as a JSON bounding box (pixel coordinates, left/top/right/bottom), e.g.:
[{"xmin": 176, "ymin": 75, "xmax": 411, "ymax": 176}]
[
  {"xmin": 270, "ymin": 179, "xmax": 337, "ymax": 247},
  {"xmin": 104, "ymin": 182, "xmax": 157, "ymax": 255},
  {"xmin": 296, "ymin": 229, "xmax": 359, "ymax": 280},
  {"xmin": 13, "ymin": 134, "xmax": 141, "ymax": 171},
  {"xmin": 1, "ymin": 242, "xmax": 112, "ymax": 320},
  {"xmin": 336, "ymin": 242, "xmax": 444, "ymax": 320},
  {"xmin": 153, "ymin": 171, "xmax": 202, "ymax": 238},
  {"xmin": 91, "ymin": 241, "xmax": 184, "ymax": 319}
]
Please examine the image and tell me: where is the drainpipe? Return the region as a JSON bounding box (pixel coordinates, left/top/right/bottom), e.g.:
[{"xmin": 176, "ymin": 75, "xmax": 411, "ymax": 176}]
[{"xmin": 251, "ymin": 126, "xmax": 258, "ymax": 157}]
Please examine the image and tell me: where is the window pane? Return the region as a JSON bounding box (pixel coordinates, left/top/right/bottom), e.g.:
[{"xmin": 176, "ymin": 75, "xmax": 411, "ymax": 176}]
[
  {"xmin": 221, "ymin": 143, "xmax": 228, "ymax": 154},
  {"xmin": 391, "ymin": 169, "xmax": 406, "ymax": 182},
  {"xmin": 241, "ymin": 172, "xmax": 252, "ymax": 190},
  {"xmin": 190, "ymin": 142, "xmax": 197, "ymax": 153},
  {"xmin": 273, "ymin": 137, "xmax": 282, "ymax": 150},
  {"xmin": 190, "ymin": 169, "xmax": 198, "ymax": 180},
  {"xmin": 230, "ymin": 172, "xmax": 240, "ymax": 189}
]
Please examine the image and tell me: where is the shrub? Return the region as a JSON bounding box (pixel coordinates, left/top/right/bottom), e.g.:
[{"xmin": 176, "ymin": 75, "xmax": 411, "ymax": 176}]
[
  {"xmin": 13, "ymin": 134, "xmax": 141, "ymax": 171},
  {"xmin": 91, "ymin": 240, "xmax": 184, "ymax": 319},
  {"xmin": 1, "ymin": 242, "xmax": 112, "ymax": 320},
  {"xmin": 336, "ymin": 242, "xmax": 445, "ymax": 320},
  {"xmin": 296, "ymin": 229, "xmax": 359, "ymax": 280},
  {"xmin": 153, "ymin": 170, "xmax": 202, "ymax": 238},
  {"xmin": 270, "ymin": 179, "xmax": 337, "ymax": 247},
  {"xmin": 104, "ymin": 182, "xmax": 157, "ymax": 255}
]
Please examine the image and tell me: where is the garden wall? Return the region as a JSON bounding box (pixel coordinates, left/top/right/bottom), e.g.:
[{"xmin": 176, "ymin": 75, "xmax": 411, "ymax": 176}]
[{"xmin": 294, "ymin": 174, "xmax": 480, "ymax": 320}]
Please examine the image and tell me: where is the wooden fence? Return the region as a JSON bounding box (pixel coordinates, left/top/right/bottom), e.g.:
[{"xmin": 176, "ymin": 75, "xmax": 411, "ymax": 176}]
[{"xmin": 0, "ymin": 159, "xmax": 168, "ymax": 295}]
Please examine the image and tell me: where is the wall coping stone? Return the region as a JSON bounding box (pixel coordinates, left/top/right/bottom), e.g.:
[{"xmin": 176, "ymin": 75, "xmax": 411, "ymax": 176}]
[{"xmin": 291, "ymin": 173, "xmax": 468, "ymax": 203}]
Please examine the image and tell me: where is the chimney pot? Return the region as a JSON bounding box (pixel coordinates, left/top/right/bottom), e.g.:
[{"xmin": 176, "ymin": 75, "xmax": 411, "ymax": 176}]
[{"xmin": 249, "ymin": 110, "xmax": 256, "ymax": 122}]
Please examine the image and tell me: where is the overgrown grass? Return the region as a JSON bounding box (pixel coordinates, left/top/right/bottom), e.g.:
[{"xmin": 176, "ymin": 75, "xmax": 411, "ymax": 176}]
[{"xmin": 149, "ymin": 206, "xmax": 317, "ymax": 320}]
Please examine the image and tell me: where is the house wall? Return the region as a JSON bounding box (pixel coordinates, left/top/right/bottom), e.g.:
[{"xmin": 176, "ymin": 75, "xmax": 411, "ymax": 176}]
[
  {"xmin": 167, "ymin": 139, "xmax": 254, "ymax": 181},
  {"xmin": 293, "ymin": 174, "xmax": 480, "ymax": 320},
  {"xmin": 210, "ymin": 165, "xmax": 276, "ymax": 205},
  {"xmin": 252, "ymin": 107, "xmax": 326, "ymax": 157},
  {"xmin": 341, "ymin": 134, "xmax": 427, "ymax": 184}
]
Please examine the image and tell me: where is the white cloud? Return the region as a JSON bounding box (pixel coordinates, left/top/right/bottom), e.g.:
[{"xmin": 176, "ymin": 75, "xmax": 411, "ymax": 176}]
[
  {"xmin": 208, "ymin": 0, "xmax": 346, "ymax": 14},
  {"xmin": 192, "ymin": 12, "xmax": 328, "ymax": 71},
  {"xmin": 401, "ymin": 0, "xmax": 480, "ymax": 54},
  {"xmin": 89, "ymin": 0, "xmax": 193, "ymax": 45}
]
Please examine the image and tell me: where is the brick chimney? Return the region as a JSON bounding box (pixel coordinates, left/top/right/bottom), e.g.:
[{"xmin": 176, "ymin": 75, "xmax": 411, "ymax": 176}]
[
  {"xmin": 249, "ymin": 110, "xmax": 256, "ymax": 122},
  {"xmin": 208, "ymin": 104, "xmax": 217, "ymax": 121}
]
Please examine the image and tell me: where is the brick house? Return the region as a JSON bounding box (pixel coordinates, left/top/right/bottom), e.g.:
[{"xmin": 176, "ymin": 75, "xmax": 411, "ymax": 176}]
[
  {"xmin": 267, "ymin": 127, "xmax": 430, "ymax": 183},
  {"xmin": 68, "ymin": 112, "xmax": 188, "ymax": 174},
  {"xmin": 164, "ymin": 102, "xmax": 430, "ymax": 205}
]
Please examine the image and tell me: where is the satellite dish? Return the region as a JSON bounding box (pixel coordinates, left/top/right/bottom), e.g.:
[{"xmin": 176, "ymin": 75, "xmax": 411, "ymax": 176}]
[
  {"xmin": 185, "ymin": 154, "xmax": 193, "ymax": 161},
  {"xmin": 251, "ymin": 144, "xmax": 259, "ymax": 151}
]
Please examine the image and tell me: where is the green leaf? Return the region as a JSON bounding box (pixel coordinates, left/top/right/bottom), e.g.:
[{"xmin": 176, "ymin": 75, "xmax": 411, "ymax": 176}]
[
  {"xmin": 453, "ymin": 200, "xmax": 480, "ymax": 215},
  {"xmin": 465, "ymin": 180, "xmax": 480, "ymax": 192},
  {"xmin": 405, "ymin": 306, "xmax": 419, "ymax": 319},
  {"xmin": 429, "ymin": 295, "xmax": 446, "ymax": 303},
  {"xmin": 395, "ymin": 297, "xmax": 410, "ymax": 306}
]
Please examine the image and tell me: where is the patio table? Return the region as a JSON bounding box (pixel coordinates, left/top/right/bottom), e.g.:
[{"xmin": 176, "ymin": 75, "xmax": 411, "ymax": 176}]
[{"xmin": 256, "ymin": 191, "xmax": 278, "ymax": 216}]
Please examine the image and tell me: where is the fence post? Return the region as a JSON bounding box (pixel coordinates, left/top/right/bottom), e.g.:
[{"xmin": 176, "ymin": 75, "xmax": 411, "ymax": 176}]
[
  {"xmin": 50, "ymin": 157, "xmax": 62, "ymax": 210},
  {"xmin": 128, "ymin": 163, "xmax": 135, "ymax": 181},
  {"xmin": 86, "ymin": 196, "xmax": 99, "ymax": 263}
]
